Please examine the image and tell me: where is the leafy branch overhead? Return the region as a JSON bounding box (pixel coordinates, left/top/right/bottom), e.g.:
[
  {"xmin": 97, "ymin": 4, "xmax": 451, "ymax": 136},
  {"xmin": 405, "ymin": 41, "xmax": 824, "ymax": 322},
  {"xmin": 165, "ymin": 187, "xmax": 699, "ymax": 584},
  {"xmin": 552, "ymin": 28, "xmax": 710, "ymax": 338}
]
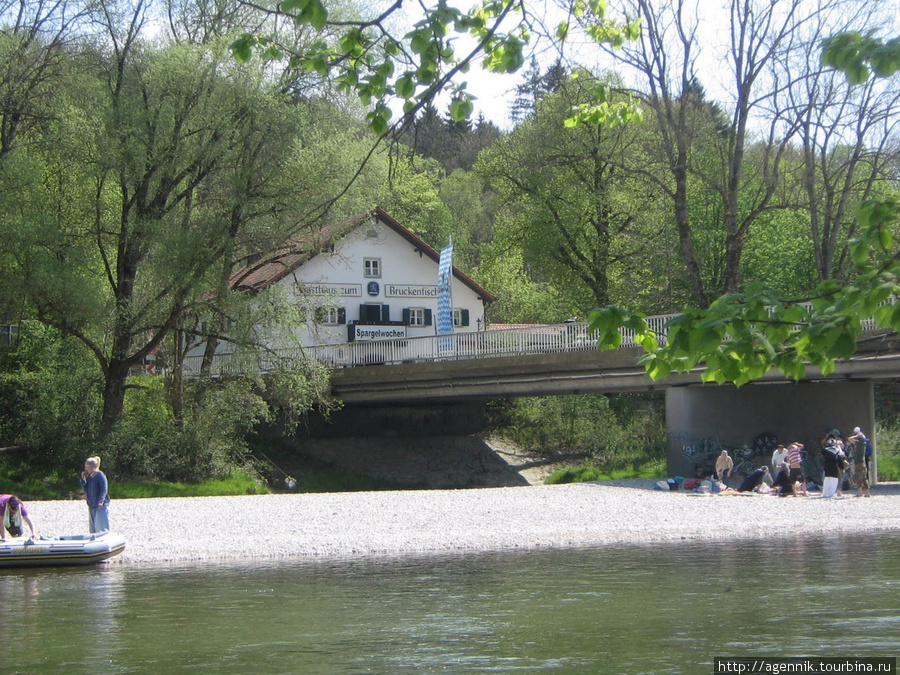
[
  {"xmin": 581, "ymin": 20, "xmax": 900, "ymax": 388},
  {"xmin": 821, "ymin": 32, "xmax": 900, "ymax": 84},
  {"xmin": 231, "ymin": 0, "xmax": 639, "ymax": 134},
  {"xmin": 588, "ymin": 198, "xmax": 900, "ymax": 386}
]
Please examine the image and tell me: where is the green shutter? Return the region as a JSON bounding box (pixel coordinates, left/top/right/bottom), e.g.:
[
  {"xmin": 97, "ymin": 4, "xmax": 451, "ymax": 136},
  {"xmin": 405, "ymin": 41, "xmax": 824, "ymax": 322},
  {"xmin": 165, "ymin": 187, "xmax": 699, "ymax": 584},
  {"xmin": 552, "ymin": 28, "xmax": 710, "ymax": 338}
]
[
  {"xmin": 424, "ymin": 309, "xmax": 432, "ymax": 326},
  {"xmin": 403, "ymin": 308, "xmax": 411, "ymax": 325},
  {"xmin": 461, "ymin": 309, "xmax": 470, "ymax": 327}
]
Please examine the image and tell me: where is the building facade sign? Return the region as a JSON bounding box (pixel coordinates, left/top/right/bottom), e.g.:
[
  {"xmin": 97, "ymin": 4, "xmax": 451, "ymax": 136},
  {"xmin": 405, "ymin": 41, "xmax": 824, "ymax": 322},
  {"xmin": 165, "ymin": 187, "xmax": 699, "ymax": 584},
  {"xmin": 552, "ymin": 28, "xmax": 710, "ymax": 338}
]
[
  {"xmin": 353, "ymin": 324, "xmax": 407, "ymax": 341},
  {"xmin": 298, "ymin": 283, "xmax": 362, "ymax": 297},
  {"xmin": 385, "ymin": 284, "xmax": 438, "ymax": 298}
]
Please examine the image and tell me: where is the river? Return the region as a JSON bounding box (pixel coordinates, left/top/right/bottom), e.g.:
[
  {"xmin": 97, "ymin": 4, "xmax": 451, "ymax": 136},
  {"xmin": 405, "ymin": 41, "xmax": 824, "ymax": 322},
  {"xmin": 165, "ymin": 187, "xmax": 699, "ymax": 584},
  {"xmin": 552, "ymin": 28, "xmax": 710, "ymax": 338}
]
[{"xmin": 2, "ymin": 531, "xmax": 898, "ymax": 673}]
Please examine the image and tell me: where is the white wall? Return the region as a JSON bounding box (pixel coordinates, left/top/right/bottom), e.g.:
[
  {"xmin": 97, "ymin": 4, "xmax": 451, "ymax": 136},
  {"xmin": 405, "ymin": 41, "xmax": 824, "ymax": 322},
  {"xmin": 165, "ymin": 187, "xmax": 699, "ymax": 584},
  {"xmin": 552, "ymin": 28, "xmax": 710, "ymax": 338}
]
[{"xmin": 278, "ymin": 217, "xmax": 487, "ymax": 347}]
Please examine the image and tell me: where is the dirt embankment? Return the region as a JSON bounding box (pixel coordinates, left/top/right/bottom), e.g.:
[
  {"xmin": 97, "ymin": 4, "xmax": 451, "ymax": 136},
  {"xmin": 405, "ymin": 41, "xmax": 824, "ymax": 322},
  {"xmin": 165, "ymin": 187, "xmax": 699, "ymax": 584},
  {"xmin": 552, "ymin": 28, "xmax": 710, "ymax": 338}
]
[{"xmin": 258, "ymin": 434, "xmax": 572, "ymax": 489}]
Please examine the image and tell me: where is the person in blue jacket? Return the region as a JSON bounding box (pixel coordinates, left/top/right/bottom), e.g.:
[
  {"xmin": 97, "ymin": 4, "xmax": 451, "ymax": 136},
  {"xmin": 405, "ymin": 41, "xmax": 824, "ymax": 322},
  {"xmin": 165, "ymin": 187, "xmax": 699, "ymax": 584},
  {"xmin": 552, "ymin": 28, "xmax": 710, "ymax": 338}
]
[{"xmin": 80, "ymin": 456, "xmax": 110, "ymax": 533}]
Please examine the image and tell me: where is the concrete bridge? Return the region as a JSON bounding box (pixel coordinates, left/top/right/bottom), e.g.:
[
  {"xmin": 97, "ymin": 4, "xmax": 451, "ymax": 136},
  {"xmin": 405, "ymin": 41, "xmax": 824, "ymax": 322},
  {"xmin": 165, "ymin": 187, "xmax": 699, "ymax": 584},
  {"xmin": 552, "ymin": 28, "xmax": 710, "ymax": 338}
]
[
  {"xmin": 186, "ymin": 316, "xmax": 898, "ymax": 483},
  {"xmin": 186, "ymin": 313, "xmax": 900, "ymax": 402},
  {"xmin": 328, "ymin": 333, "xmax": 900, "ymax": 403}
]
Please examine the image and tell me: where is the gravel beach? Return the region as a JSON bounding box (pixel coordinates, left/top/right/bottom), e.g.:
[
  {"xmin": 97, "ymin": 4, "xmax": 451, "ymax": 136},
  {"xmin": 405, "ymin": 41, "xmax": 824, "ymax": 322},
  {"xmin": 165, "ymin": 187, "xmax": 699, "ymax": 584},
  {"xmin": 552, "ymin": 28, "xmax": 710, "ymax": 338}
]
[{"xmin": 20, "ymin": 481, "xmax": 900, "ymax": 565}]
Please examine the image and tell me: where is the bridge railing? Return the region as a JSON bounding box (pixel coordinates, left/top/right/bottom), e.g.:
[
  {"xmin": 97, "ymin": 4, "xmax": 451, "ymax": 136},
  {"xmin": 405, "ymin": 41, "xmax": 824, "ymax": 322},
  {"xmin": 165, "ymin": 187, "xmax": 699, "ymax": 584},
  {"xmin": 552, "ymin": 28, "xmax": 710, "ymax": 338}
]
[{"xmin": 180, "ymin": 306, "xmax": 889, "ymax": 376}]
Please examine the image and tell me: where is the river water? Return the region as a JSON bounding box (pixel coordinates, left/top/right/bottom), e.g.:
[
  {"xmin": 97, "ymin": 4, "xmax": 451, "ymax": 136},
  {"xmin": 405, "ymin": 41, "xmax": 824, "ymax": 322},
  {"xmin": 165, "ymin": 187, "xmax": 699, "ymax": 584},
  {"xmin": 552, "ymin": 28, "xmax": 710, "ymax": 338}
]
[{"xmin": 1, "ymin": 531, "xmax": 898, "ymax": 674}]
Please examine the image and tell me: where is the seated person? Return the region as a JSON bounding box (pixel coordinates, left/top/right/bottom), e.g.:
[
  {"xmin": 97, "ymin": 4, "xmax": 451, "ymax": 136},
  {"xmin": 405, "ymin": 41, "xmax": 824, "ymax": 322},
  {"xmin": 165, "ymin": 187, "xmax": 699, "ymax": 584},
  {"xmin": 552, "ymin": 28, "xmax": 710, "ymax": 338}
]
[
  {"xmin": 737, "ymin": 466, "xmax": 769, "ymax": 493},
  {"xmin": 772, "ymin": 462, "xmax": 796, "ymax": 496},
  {"xmin": 1, "ymin": 494, "xmax": 37, "ymax": 540}
]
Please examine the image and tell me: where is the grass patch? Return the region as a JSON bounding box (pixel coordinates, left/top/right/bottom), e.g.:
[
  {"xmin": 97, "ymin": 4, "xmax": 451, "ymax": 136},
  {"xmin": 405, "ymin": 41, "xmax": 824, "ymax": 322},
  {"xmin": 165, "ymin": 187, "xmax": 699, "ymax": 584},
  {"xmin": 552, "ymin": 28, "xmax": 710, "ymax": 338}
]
[
  {"xmin": 0, "ymin": 474, "xmax": 68, "ymax": 500},
  {"xmin": 111, "ymin": 471, "xmax": 269, "ymax": 499},
  {"xmin": 2, "ymin": 454, "xmax": 410, "ymax": 500},
  {"xmin": 876, "ymin": 451, "xmax": 900, "ymax": 482},
  {"xmin": 546, "ymin": 457, "xmax": 666, "ymax": 484}
]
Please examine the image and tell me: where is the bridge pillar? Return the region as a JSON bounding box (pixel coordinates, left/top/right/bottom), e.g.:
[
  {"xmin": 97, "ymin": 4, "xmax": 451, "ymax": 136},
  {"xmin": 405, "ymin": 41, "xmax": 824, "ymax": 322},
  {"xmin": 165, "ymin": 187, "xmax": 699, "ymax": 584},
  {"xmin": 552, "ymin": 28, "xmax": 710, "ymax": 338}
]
[{"xmin": 666, "ymin": 380, "xmax": 875, "ymax": 483}]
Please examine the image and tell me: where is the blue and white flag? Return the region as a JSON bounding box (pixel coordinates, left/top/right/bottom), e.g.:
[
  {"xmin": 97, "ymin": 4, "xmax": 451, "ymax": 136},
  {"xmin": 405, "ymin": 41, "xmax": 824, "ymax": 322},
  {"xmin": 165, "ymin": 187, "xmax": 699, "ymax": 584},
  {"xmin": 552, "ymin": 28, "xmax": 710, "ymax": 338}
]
[{"xmin": 436, "ymin": 242, "xmax": 454, "ymax": 338}]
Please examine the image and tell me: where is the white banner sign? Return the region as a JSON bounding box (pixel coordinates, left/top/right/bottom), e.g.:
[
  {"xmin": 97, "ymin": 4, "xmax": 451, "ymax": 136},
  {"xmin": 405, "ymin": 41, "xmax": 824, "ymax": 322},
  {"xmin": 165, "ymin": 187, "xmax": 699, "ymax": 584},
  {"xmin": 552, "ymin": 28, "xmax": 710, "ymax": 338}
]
[
  {"xmin": 353, "ymin": 325, "xmax": 407, "ymax": 341},
  {"xmin": 385, "ymin": 284, "xmax": 438, "ymax": 298}
]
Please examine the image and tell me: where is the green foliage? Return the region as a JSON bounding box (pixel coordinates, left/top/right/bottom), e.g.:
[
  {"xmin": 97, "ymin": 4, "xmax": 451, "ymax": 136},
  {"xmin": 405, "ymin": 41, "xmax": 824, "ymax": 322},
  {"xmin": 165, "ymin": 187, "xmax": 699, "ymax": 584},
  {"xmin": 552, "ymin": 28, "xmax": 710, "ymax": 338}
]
[
  {"xmin": 545, "ymin": 458, "xmax": 666, "ymax": 484},
  {"xmin": 437, "ymin": 169, "xmax": 495, "ymax": 268},
  {"xmin": 476, "ymin": 72, "xmax": 663, "ymax": 314},
  {"xmin": 821, "ymin": 32, "xmax": 900, "ymax": 84},
  {"xmin": 588, "ymin": 195, "xmax": 900, "ymax": 387},
  {"xmin": 874, "ymin": 451, "xmax": 900, "ymax": 482},
  {"xmin": 580, "ymin": 30, "xmax": 900, "ymax": 389},
  {"xmin": 0, "ymin": 322, "xmax": 102, "ymax": 468},
  {"xmin": 378, "ymin": 159, "xmax": 455, "ymax": 247},
  {"xmin": 402, "ymin": 103, "xmax": 502, "ymax": 173},
  {"xmin": 112, "ymin": 471, "xmax": 269, "ymax": 498},
  {"xmin": 230, "ymin": 0, "xmax": 638, "ymax": 134},
  {"xmin": 106, "ymin": 375, "xmax": 272, "ymax": 483},
  {"xmin": 740, "ymin": 210, "xmax": 819, "ymax": 297},
  {"xmin": 475, "ymin": 245, "xmax": 572, "ymax": 323},
  {"xmin": 874, "ymin": 405, "xmax": 900, "ymax": 482},
  {"xmin": 489, "ymin": 393, "xmax": 665, "ymax": 469},
  {"xmin": 0, "ymin": 462, "xmax": 74, "ymax": 500}
]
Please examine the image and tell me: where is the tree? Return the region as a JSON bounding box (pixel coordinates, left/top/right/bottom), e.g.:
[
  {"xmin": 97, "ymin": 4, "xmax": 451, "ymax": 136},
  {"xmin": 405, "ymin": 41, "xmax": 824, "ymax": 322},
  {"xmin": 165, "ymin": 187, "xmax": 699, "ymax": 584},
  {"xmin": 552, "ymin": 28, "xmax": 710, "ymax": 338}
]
[
  {"xmin": 509, "ymin": 57, "xmax": 567, "ymax": 123},
  {"xmin": 0, "ymin": 0, "xmax": 88, "ymax": 157},
  {"xmin": 785, "ymin": 27, "xmax": 900, "ymax": 282},
  {"xmin": 402, "ymin": 104, "xmax": 502, "ymax": 173},
  {"xmin": 0, "ymin": 33, "xmax": 323, "ymax": 430},
  {"xmin": 570, "ymin": 0, "xmax": 844, "ymax": 307},
  {"xmin": 557, "ymin": 1, "xmax": 900, "ymax": 394},
  {"xmin": 477, "ymin": 72, "xmax": 662, "ymax": 312}
]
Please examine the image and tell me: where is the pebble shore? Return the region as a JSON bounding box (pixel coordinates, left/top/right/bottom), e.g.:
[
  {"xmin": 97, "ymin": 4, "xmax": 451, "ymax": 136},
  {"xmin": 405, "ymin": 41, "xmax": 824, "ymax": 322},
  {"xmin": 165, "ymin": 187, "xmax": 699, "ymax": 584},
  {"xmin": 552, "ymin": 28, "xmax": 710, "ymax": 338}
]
[{"xmin": 23, "ymin": 480, "xmax": 900, "ymax": 564}]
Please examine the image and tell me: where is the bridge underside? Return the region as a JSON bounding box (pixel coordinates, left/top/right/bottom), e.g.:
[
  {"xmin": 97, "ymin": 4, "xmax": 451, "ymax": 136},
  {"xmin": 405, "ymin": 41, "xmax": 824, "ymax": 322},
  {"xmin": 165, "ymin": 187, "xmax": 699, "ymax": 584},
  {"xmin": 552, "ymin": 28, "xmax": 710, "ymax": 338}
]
[{"xmin": 328, "ymin": 337, "xmax": 898, "ymax": 483}]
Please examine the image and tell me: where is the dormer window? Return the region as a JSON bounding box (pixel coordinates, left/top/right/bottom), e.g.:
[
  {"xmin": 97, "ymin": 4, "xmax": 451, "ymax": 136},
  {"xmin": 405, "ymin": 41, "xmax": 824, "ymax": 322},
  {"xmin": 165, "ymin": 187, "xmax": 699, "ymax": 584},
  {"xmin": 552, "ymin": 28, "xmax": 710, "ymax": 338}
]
[{"xmin": 364, "ymin": 258, "xmax": 381, "ymax": 278}]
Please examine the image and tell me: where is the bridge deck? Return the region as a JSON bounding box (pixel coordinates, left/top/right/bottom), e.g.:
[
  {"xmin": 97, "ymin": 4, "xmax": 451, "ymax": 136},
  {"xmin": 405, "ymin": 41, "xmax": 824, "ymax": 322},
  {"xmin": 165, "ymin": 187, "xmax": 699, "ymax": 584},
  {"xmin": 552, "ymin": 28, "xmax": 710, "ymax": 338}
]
[{"xmin": 181, "ymin": 316, "xmax": 900, "ymax": 403}]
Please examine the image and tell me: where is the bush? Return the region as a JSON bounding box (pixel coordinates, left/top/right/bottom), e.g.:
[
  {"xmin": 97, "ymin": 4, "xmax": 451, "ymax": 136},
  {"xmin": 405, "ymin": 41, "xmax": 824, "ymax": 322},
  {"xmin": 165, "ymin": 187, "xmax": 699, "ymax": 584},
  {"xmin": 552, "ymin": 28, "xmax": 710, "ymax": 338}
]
[
  {"xmin": 106, "ymin": 375, "xmax": 272, "ymax": 483},
  {"xmin": 488, "ymin": 392, "xmax": 666, "ymax": 471},
  {"xmin": 1, "ymin": 323, "xmax": 332, "ymax": 486},
  {"xmin": 0, "ymin": 322, "xmax": 102, "ymax": 470},
  {"xmin": 546, "ymin": 457, "xmax": 666, "ymax": 484},
  {"xmin": 874, "ymin": 413, "xmax": 900, "ymax": 481}
]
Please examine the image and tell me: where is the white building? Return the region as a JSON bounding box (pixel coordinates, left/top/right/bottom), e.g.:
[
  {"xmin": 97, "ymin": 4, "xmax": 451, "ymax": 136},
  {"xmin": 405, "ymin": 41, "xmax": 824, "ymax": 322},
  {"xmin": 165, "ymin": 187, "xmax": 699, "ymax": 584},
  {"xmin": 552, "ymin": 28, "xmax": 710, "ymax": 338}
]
[{"xmin": 229, "ymin": 208, "xmax": 495, "ymax": 348}]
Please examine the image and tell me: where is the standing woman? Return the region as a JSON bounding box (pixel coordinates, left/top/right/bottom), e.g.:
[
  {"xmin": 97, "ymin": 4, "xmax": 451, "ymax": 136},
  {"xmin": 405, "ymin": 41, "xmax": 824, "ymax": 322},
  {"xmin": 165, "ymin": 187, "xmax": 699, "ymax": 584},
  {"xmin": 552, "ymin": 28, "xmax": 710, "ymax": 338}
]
[
  {"xmin": 821, "ymin": 435, "xmax": 847, "ymax": 498},
  {"xmin": 80, "ymin": 456, "xmax": 110, "ymax": 533}
]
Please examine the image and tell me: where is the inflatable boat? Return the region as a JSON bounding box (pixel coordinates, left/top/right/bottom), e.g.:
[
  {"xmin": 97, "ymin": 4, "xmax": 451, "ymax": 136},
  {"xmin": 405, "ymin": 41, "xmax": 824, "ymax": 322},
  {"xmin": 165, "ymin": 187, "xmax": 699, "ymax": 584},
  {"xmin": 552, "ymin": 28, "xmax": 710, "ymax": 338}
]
[{"xmin": 0, "ymin": 533, "xmax": 126, "ymax": 568}]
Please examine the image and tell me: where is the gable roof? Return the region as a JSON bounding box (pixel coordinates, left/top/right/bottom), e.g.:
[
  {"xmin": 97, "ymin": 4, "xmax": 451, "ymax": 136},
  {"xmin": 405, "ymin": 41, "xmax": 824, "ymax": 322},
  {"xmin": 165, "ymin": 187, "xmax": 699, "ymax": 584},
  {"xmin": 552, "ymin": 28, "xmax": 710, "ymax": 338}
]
[{"xmin": 229, "ymin": 208, "xmax": 496, "ymax": 302}]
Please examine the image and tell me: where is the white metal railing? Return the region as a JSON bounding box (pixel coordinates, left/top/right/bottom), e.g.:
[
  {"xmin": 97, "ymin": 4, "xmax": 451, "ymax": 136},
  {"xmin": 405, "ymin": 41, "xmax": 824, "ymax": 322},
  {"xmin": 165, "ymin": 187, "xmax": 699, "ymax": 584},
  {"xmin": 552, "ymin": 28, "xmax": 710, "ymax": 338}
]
[{"xmin": 179, "ymin": 307, "xmax": 888, "ymax": 377}]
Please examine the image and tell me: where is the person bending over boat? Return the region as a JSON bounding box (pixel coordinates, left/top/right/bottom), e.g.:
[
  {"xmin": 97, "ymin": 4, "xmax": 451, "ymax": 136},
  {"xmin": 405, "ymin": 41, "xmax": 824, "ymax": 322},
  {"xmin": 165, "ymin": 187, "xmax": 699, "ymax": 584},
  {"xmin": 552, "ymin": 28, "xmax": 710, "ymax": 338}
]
[
  {"xmin": 1, "ymin": 494, "xmax": 37, "ymax": 540},
  {"xmin": 80, "ymin": 456, "xmax": 110, "ymax": 533}
]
